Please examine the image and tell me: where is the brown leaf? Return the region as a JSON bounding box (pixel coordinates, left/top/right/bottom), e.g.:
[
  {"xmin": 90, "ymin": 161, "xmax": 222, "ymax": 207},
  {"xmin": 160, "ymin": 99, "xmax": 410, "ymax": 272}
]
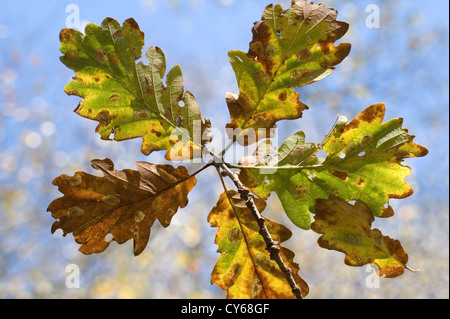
[{"xmin": 47, "ymin": 158, "xmax": 196, "ymax": 256}]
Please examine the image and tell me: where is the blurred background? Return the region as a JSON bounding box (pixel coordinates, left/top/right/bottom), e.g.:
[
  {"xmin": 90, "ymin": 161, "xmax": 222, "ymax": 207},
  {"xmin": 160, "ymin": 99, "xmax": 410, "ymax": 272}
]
[{"xmin": 0, "ymin": 0, "xmax": 448, "ymax": 299}]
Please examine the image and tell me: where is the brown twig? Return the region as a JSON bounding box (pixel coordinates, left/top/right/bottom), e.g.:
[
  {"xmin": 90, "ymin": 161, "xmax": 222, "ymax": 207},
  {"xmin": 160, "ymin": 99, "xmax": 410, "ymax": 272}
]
[{"xmin": 215, "ymin": 162, "xmax": 303, "ymax": 299}]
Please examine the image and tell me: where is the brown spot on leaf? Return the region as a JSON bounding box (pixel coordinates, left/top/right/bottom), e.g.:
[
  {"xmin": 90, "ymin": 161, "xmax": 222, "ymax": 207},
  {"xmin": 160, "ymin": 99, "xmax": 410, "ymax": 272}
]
[
  {"xmin": 113, "ymin": 30, "xmax": 124, "ymax": 39},
  {"xmin": 65, "ymin": 50, "xmax": 79, "ymax": 61},
  {"xmin": 388, "ymin": 187, "xmax": 414, "ymax": 200},
  {"xmin": 133, "ymin": 109, "xmax": 151, "ymax": 119},
  {"xmin": 318, "ymin": 42, "xmax": 331, "ymax": 55},
  {"xmin": 343, "ymin": 119, "xmax": 360, "ymax": 133},
  {"xmin": 134, "ymin": 210, "xmax": 145, "ymax": 223},
  {"xmin": 67, "ymin": 206, "xmax": 85, "ymax": 217},
  {"xmin": 66, "ymin": 89, "xmax": 80, "ymax": 96},
  {"xmin": 228, "ymin": 227, "xmax": 242, "ymax": 244},
  {"xmin": 291, "ymin": 184, "xmax": 309, "ymax": 198},
  {"xmin": 104, "ymin": 17, "xmax": 115, "ymax": 24},
  {"xmin": 248, "ymin": 21, "xmax": 275, "ymax": 74},
  {"xmin": 224, "ymin": 263, "xmax": 242, "ymax": 288},
  {"xmin": 290, "ymin": 69, "xmax": 315, "ymax": 84},
  {"xmin": 333, "ymin": 43, "xmax": 352, "ymax": 65},
  {"xmin": 96, "ymin": 110, "xmax": 113, "ymax": 127},
  {"xmin": 74, "ymin": 100, "xmax": 84, "ymax": 113},
  {"xmin": 359, "ymin": 103, "xmax": 386, "ymax": 123},
  {"xmin": 278, "ymin": 90, "xmax": 287, "ymax": 101},
  {"xmin": 94, "ymin": 48, "xmax": 107, "ymax": 64},
  {"xmin": 332, "ymin": 170, "xmax": 348, "ymax": 181},
  {"xmin": 251, "ymin": 275, "xmax": 263, "ymax": 299},
  {"xmin": 255, "ymin": 253, "xmax": 280, "ymax": 276},
  {"xmin": 360, "ymin": 134, "xmax": 374, "ymax": 147},
  {"xmin": 297, "ymin": 49, "xmax": 313, "ymax": 62},
  {"xmin": 101, "ymin": 194, "xmax": 120, "ymax": 206},
  {"xmin": 108, "ymin": 52, "xmax": 120, "ymax": 68},
  {"xmin": 344, "ymin": 234, "xmax": 361, "ymax": 245},
  {"xmin": 150, "ymin": 129, "xmax": 161, "ymax": 137},
  {"xmin": 175, "ymin": 115, "xmax": 185, "ymax": 127},
  {"xmin": 124, "ymin": 18, "xmax": 142, "ymax": 33},
  {"xmin": 108, "ymin": 94, "xmax": 120, "ymax": 106},
  {"xmin": 156, "ymin": 166, "xmax": 179, "ymax": 184},
  {"xmin": 264, "ymin": 44, "xmax": 276, "ymax": 58},
  {"xmin": 66, "ymin": 174, "xmax": 82, "ymax": 186},
  {"xmin": 59, "ymin": 28, "xmax": 77, "ymax": 42},
  {"xmin": 162, "ymin": 208, "xmax": 176, "ymax": 227}
]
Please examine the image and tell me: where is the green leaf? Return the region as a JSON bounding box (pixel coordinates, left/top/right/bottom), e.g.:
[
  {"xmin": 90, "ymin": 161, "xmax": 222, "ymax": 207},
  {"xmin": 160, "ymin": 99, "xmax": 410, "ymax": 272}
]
[
  {"xmin": 311, "ymin": 196, "xmax": 409, "ymax": 278},
  {"xmin": 47, "ymin": 158, "xmax": 197, "ymax": 256},
  {"xmin": 239, "ymin": 103, "xmax": 428, "ymax": 229},
  {"xmin": 226, "ymin": 1, "xmax": 351, "ymax": 145},
  {"xmin": 60, "ymin": 18, "xmax": 207, "ymax": 159},
  {"xmin": 208, "ymin": 191, "xmax": 309, "ymax": 299}
]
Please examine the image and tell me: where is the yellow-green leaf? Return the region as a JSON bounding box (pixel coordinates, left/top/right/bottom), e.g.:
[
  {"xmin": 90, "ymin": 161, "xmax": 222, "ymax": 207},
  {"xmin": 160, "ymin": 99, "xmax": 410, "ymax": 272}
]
[
  {"xmin": 226, "ymin": 1, "xmax": 350, "ymax": 145},
  {"xmin": 60, "ymin": 18, "xmax": 207, "ymax": 159},
  {"xmin": 311, "ymin": 196, "xmax": 409, "ymax": 278},
  {"xmin": 47, "ymin": 158, "xmax": 197, "ymax": 256},
  {"xmin": 239, "ymin": 103, "xmax": 428, "ymax": 229},
  {"xmin": 208, "ymin": 190, "xmax": 309, "ymax": 299}
]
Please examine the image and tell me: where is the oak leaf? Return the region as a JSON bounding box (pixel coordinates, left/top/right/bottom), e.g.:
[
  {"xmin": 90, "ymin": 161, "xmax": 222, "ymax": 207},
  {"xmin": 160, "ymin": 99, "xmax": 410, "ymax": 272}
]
[
  {"xmin": 208, "ymin": 190, "xmax": 309, "ymax": 298},
  {"xmin": 226, "ymin": 0, "xmax": 350, "ymax": 145},
  {"xmin": 47, "ymin": 158, "xmax": 196, "ymax": 256},
  {"xmin": 239, "ymin": 103, "xmax": 428, "ymax": 229},
  {"xmin": 311, "ymin": 196, "xmax": 409, "ymax": 278},
  {"xmin": 60, "ymin": 18, "xmax": 208, "ymax": 159}
]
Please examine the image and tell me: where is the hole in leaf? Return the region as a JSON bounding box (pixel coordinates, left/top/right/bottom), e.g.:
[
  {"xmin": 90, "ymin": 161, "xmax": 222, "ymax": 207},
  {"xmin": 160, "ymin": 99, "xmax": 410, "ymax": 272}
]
[
  {"xmin": 316, "ymin": 150, "xmax": 327, "ymax": 159},
  {"xmin": 178, "ymin": 100, "xmax": 185, "ymax": 107},
  {"xmin": 276, "ymin": 29, "xmax": 282, "ymax": 36},
  {"xmin": 104, "ymin": 233, "xmax": 113, "ymax": 242},
  {"xmin": 359, "ymin": 134, "xmax": 373, "ymax": 147},
  {"xmin": 358, "ymin": 151, "xmax": 365, "ymax": 157},
  {"xmin": 339, "ymin": 153, "xmax": 346, "ymax": 159}
]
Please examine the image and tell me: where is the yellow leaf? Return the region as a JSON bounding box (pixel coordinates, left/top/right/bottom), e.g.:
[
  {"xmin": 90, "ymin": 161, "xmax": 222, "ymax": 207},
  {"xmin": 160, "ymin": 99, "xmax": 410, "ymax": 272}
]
[{"xmin": 208, "ymin": 191, "xmax": 309, "ymax": 298}]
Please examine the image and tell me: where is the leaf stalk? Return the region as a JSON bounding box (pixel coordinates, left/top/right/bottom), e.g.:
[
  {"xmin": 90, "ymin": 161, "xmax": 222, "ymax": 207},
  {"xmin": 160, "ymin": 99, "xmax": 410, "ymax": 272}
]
[{"xmin": 214, "ymin": 161, "xmax": 304, "ymax": 299}]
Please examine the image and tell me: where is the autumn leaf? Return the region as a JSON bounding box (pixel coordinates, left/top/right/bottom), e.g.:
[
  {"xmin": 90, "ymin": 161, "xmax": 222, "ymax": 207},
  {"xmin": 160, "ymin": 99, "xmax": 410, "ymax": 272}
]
[
  {"xmin": 60, "ymin": 18, "xmax": 208, "ymax": 159},
  {"xmin": 226, "ymin": 0, "xmax": 350, "ymax": 145},
  {"xmin": 208, "ymin": 190, "xmax": 309, "ymax": 298},
  {"xmin": 311, "ymin": 196, "xmax": 409, "ymax": 278},
  {"xmin": 239, "ymin": 103, "xmax": 428, "ymax": 229},
  {"xmin": 47, "ymin": 158, "xmax": 196, "ymax": 256}
]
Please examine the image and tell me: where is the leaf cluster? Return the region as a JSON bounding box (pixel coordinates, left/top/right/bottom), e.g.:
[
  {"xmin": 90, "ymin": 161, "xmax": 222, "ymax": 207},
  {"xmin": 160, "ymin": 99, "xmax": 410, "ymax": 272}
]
[{"xmin": 48, "ymin": 0, "xmax": 427, "ymax": 298}]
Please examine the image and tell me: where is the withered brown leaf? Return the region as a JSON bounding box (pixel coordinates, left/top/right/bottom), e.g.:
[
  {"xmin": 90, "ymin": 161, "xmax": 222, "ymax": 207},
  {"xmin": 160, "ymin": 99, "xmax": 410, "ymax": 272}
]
[{"xmin": 47, "ymin": 158, "xmax": 197, "ymax": 256}]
